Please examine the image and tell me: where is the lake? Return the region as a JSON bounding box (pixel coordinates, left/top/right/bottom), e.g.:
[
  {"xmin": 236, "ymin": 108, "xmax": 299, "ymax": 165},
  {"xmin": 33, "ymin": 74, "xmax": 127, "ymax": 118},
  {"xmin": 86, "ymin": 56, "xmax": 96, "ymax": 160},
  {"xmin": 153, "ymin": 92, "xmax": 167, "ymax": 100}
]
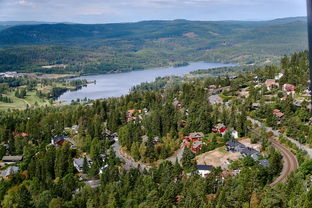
[{"xmin": 57, "ymin": 62, "xmax": 234, "ymax": 103}]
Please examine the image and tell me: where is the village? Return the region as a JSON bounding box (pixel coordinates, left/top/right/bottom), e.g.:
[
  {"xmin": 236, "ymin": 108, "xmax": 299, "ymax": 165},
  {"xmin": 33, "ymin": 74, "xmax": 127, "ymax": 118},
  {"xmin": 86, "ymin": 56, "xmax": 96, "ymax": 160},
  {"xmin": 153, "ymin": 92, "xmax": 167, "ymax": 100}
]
[{"xmin": 1, "ymin": 66, "xmax": 312, "ymax": 186}]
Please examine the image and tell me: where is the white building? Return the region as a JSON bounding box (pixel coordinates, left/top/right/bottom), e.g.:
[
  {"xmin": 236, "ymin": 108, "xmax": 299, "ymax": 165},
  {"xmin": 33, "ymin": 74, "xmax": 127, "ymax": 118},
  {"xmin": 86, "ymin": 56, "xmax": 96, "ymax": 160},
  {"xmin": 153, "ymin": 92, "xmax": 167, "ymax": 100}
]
[
  {"xmin": 196, "ymin": 165, "xmax": 213, "ymax": 177},
  {"xmin": 274, "ymin": 73, "xmax": 284, "ymax": 80}
]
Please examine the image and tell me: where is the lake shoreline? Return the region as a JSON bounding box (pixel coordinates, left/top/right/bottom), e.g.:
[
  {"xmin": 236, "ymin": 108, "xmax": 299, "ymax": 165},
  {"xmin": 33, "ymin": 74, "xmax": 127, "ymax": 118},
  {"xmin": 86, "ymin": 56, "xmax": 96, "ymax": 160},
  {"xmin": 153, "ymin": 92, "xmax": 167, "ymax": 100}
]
[{"xmin": 57, "ymin": 62, "xmax": 236, "ymax": 104}]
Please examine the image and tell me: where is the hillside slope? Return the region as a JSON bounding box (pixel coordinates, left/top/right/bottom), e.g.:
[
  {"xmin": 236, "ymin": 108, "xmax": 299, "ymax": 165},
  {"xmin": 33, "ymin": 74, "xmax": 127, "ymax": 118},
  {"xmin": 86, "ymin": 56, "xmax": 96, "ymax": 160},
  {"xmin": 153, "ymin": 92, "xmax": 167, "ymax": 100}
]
[{"xmin": 0, "ymin": 17, "xmax": 308, "ymax": 74}]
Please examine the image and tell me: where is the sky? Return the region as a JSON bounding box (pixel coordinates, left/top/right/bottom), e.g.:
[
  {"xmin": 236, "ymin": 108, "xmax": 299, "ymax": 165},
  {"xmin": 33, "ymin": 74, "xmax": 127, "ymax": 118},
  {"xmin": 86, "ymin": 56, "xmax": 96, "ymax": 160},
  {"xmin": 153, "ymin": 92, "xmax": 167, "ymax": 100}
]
[{"xmin": 0, "ymin": 0, "xmax": 307, "ymax": 24}]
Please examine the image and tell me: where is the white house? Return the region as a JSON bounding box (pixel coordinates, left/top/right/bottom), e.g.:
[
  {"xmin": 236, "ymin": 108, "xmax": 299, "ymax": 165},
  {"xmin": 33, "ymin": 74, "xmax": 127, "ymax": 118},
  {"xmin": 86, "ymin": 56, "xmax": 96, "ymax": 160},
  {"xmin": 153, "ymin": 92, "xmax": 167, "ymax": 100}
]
[
  {"xmin": 221, "ymin": 128, "xmax": 239, "ymax": 139},
  {"xmin": 274, "ymin": 73, "xmax": 284, "ymax": 80},
  {"xmin": 197, "ymin": 165, "xmax": 213, "ymax": 177}
]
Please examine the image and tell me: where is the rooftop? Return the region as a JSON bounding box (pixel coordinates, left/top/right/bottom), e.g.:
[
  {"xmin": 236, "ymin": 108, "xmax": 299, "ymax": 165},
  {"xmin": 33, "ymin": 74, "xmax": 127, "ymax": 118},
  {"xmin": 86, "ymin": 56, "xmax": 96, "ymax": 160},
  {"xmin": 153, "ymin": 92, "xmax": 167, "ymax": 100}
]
[{"xmin": 197, "ymin": 165, "xmax": 214, "ymax": 171}]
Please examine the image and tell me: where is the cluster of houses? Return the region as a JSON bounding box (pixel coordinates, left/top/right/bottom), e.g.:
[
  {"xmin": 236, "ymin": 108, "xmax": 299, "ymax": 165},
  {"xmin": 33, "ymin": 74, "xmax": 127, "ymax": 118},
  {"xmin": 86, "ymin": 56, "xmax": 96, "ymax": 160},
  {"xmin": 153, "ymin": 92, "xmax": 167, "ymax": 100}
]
[
  {"xmin": 183, "ymin": 132, "xmax": 205, "ymax": 152},
  {"xmin": 262, "ymin": 72, "xmax": 296, "ymax": 97},
  {"xmin": 196, "ymin": 138, "xmax": 269, "ymax": 178},
  {"xmin": 226, "ymin": 139, "xmax": 269, "ymax": 167},
  {"xmin": 126, "ymin": 108, "xmax": 148, "ymax": 122},
  {"xmin": 0, "ymin": 72, "xmax": 24, "ymax": 78},
  {"xmin": 183, "ymin": 124, "xmax": 238, "ymax": 153},
  {"xmin": 73, "ymin": 154, "xmax": 107, "ymax": 175}
]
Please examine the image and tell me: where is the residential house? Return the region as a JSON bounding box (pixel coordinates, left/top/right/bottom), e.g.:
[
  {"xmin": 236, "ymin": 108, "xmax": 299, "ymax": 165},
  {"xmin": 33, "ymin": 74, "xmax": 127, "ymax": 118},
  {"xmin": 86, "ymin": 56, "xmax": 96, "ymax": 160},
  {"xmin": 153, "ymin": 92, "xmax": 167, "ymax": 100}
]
[
  {"xmin": 212, "ymin": 123, "xmax": 227, "ymax": 134},
  {"xmin": 51, "ymin": 135, "xmax": 68, "ymax": 146},
  {"xmin": 253, "ymin": 76, "xmax": 260, "ymax": 83},
  {"xmin": 188, "ymin": 132, "xmax": 204, "ymax": 141},
  {"xmin": 227, "ymin": 129, "xmax": 239, "ymax": 139},
  {"xmin": 197, "ymin": 165, "xmax": 214, "ymax": 177},
  {"xmin": 258, "ymin": 159, "xmax": 270, "ymax": 167},
  {"xmin": 208, "ymin": 95, "xmax": 223, "ymax": 105},
  {"xmin": 13, "ymin": 132, "xmax": 29, "ymax": 138},
  {"xmin": 230, "ymin": 76, "xmax": 238, "ymax": 80},
  {"xmin": 240, "ymin": 147, "xmax": 260, "ymax": 159},
  {"xmin": 71, "ymin": 125, "xmax": 79, "ymax": 133},
  {"xmin": 226, "ymin": 140, "xmax": 245, "ymax": 152},
  {"xmin": 142, "ymin": 135, "xmax": 160, "ymax": 145},
  {"xmin": 173, "ymin": 100, "xmax": 182, "ymax": 109},
  {"xmin": 2, "ymin": 155, "xmax": 23, "ymax": 164},
  {"xmin": 265, "ymin": 79, "xmax": 279, "ymax": 90},
  {"xmin": 251, "ymin": 103, "xmax": 261, "ymax": 110},
  {"xmin": 142, "ymin": 135, "xmax": 149, "ymax": 143},
  {"xmin": 127, "ymin": 109, "xmax": 143, "ymax": 122},
  {"xmin": 182, "ymin": 132, "xmax": 204, "ymax": 152},
  {"xmin": 283, "ymin": 84, "xmax": 296, "ymax": 96},
  {"xmin": 73, "ymin": 157, "xmax": 92, "ymax": 173},
  {"xmin": 274, "ymin": 72, "xmax": 284, "ymax": 80},
  {"xmin": 226, "ymin": 140, "xmax": 268, "ymax": 167},
  {"xmin": 0, "ymin": 166, "xmax": 19, "ymax": 178},
  {"xmin": 208, "ymin": 85, "xmax": 217, "ymax": 91},
  {"xmin": 221, "ymin": 169, "xmax": 240, "ymax": 179},
  {"xmin": 272, "ymin": 109, "xmax": 284, "ymax": 119},
  {"xmin": 99, "ymin": 164, "xmax": 109, "ymax": 175},
  {"xmin": 153, "ymin": 136, "xmax": 160, "ymax": 144},
  {"xmin": 304, "ymin": 88, "xmax": 311, "ymax": 95},
  {"xmin": 192, "ymin": 141, "xmax": 203, "ymax": 152}
]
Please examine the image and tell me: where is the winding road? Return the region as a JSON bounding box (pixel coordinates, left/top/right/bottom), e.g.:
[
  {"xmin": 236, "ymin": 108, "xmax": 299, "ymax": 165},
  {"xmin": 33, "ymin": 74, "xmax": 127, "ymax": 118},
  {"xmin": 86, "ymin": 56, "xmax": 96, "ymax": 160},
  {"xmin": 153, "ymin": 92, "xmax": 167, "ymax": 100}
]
[
  {"xmin": 247, "ymin": 117, "xmax": 300, "ymax": 186},
  {"xmin": 112, "ymin": 138, "xmax": 184, "ymax": 171},
  {"xmin": 269, "ymin": 138, "xmax": 298, "ymax": 186}
]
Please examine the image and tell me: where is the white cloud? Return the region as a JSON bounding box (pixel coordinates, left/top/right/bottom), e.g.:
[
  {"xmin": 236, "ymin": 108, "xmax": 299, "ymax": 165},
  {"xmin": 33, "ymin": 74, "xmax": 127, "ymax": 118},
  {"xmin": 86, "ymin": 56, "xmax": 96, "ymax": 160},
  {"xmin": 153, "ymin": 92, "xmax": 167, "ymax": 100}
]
[{"xmin": 16, "ymin": 0, "xmax": 35, "ymax": 7}]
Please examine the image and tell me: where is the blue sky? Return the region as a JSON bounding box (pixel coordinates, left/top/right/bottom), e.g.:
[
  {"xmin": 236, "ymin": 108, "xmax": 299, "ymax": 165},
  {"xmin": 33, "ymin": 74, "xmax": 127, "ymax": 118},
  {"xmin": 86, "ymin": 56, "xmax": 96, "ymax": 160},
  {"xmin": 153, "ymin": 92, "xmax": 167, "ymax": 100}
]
[{"xmin": 0, "ymin": 0, "xmax": 307, "ymax": 23}]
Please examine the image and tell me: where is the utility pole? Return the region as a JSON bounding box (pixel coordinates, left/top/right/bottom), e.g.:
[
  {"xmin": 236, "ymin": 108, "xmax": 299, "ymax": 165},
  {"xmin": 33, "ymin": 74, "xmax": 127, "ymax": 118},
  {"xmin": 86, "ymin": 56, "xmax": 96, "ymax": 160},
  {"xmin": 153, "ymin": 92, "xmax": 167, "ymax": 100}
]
[{"xmin": 307, "ymin": 0, "xmax": 312, "ymax": 111}]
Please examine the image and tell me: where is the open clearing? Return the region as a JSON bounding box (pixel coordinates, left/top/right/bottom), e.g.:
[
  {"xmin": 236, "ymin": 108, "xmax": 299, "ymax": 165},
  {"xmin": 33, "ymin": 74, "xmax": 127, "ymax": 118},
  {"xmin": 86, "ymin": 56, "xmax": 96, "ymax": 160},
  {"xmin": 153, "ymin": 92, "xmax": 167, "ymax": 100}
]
[
  {"xmin": 196, "ymin": 138, "xmax": 261, "ymax": 169},
  {"xmin": 196, "ymin": 148, "xmax": 241, "ymax": 169},
  {"xmin": 0, "ymin": 91, "xmax": 51, "ymax": 111}
]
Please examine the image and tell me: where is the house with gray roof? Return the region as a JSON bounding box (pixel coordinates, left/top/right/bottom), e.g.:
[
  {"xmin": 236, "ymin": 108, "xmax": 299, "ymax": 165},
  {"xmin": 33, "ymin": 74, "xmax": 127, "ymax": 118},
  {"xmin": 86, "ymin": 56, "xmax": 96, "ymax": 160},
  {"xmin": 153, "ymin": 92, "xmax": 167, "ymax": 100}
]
[
  {"xmin": 73, "ymin": 157, "xmax": 92, "ymax": 173},
  {"xmin": 2, "ymin": 155, "xmax": 23, "ymax": 164},
  {"xmin": 0, "ymin": 166, "xmax": 19, "ymax": 178}
]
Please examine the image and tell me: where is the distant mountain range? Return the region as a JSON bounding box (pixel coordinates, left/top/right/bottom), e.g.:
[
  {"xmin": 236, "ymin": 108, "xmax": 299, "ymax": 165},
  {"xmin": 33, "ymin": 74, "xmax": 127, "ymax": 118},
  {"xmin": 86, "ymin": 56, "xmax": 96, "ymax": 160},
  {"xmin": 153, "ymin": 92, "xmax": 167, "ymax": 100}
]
[{"xmin": 0, "ymin": 17, "xmax": 308, "ymax": 74}]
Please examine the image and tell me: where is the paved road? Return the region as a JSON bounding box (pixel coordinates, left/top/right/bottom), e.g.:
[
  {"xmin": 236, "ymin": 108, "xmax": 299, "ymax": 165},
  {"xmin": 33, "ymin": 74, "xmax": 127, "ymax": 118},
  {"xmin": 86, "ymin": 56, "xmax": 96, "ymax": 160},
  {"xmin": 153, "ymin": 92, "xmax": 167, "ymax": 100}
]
[
  {"xmin": 269, "ymin": 138, "xmax": 298, "ymax": 186},
  {"xmin": 166, "ymin": 146, "xmax": 184, "ymax": 164},
  {"xmin": 248, "ymin": 117, "xmax": 312, "ymax": 158},
  {"xmin": 112, "ymin": 139, "xmax": 149, "ymax": 171},
  {"xmin": 112, "ymin": 139, "xmax": 184, "ymax": 170}
]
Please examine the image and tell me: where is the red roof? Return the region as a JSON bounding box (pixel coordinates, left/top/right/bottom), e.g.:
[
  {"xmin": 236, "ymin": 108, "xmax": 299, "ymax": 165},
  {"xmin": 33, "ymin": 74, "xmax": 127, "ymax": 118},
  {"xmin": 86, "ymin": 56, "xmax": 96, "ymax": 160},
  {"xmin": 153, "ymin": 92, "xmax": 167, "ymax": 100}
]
[
  {"xmin": 265, "ymin": 80, "xmax": 276, "ymax": 86},
  {"xmin": 283, "ymin": 84, "xmax": 295, "ymax": 92},
  {"xmin": 272, "ymin": 109, "xmax": 281, "ymax": 114},
  {"xmin": 14, "ymin": 132, "xmax": 29, "ymax": 137},
  {"xmin": 273, "ymin": 109, "xmax": 284, "ymax": 118}
]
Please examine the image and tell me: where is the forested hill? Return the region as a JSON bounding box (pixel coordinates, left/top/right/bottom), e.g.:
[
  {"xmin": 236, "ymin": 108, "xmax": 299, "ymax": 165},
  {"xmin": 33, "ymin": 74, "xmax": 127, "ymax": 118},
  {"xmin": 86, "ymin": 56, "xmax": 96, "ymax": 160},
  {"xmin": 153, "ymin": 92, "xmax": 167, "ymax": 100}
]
[
  {"xmin": 0, "ymin": 17, "xmax": 308, "ymax": 74},
  {"xmin": 0, "ymin": 18, "xmax": 307, "ymax": 46}
]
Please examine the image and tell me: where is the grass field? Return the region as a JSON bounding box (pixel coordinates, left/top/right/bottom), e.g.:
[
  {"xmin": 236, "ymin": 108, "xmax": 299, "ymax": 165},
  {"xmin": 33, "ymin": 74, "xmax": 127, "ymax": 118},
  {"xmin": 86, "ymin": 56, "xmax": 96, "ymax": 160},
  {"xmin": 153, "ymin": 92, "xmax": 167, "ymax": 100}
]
[{"xmin": 0, "ymin": 90, "xmax": 51, "ymax": 111}]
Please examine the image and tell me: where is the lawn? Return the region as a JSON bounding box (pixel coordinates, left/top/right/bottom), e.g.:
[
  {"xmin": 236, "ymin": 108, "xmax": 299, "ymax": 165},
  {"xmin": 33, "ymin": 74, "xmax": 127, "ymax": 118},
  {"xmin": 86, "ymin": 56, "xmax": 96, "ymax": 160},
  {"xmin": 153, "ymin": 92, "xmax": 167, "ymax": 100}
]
[{"xmin": 0, "ymin": 90, "xmax": 51, "ymax": 111}]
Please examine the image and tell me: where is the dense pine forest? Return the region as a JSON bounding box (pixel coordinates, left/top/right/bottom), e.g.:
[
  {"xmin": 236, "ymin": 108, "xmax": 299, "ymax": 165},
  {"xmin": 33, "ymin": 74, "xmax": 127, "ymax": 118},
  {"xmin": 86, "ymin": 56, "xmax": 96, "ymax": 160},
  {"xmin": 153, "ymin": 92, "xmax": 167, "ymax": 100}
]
[{"xmin": 0, "ymin": 51, "xmax": 312, "ymax": 207}]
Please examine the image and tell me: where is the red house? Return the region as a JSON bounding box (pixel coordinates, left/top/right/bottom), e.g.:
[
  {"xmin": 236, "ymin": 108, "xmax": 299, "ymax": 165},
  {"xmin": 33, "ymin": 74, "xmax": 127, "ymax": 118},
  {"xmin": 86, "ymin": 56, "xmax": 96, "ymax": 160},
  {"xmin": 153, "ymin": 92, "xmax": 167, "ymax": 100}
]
[
  {"xmin": 191, "ymin": 141, "xmax": 203, "ymax": 152},
  {"xmin": 272, "ymin": 109, "xmax": 284, "ymax": 118},
  {"xmin": 182, "ymin": 132, "xmax": 204, "ymax": 152},
  {"xmin": 212, "ymin": 124, "xmax": 227, "ymax": 134}
]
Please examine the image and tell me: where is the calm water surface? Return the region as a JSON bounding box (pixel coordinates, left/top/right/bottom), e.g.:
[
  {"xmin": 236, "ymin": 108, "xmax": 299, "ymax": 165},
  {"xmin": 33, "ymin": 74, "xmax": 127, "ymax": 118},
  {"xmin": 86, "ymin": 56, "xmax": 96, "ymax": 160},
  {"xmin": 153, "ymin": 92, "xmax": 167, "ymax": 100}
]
[{"xmin": 57, "ymin": 62, "xmax": 234, "ymax": 103}]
